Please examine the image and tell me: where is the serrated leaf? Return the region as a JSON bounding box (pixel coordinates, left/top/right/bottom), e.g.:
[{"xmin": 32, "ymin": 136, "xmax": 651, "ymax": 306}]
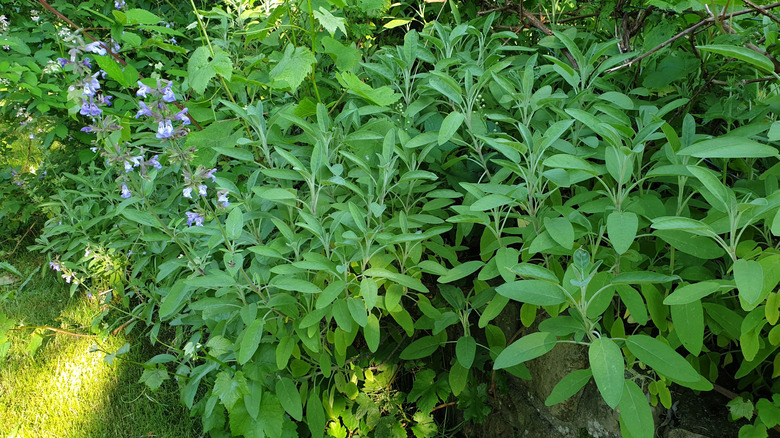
[
  {"xmin": 270, "ymin": 44, "xmax": 316, "ymax": 91},
  {"xmin": 313, "ymin": 7, "xmax": 346, "ymax": 37},
  {"xmin": 337, "ymin": 71, "xmax": 401, "ymax": 106},
  {"xmin": 213, "ymin": 370, "xmax": 249, "ymax": 410},
  {"xmin": 188, "ymin": 46, "xmax": 234, "ymax": 94}
]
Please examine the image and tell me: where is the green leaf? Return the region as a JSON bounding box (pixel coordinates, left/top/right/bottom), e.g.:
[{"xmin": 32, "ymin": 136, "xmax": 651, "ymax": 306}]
[
  {"xmin": 757, "ymin": 398, "xmax": 780, "ymax": 428},
  {"xmin": 313, "ymin": 7, "xmax": 346, "ymax": 37},
  {"xmin": 607, "ymin": 211, "xmax": 638, "ymax": 255},
  {"xmin": 121, "ymin": 208, "xmax": 158, "ymax": 227},
  {"xmin": 735, "ymin": 259, "xmax": 765, "ymax": 310},
  {"xmin": 321, "ymin": 37, "xmax": 361, "ymax": 71},
  {"xmin": 449, "ymin": 362, "xmax": 469, "ymax": 397},
  {"xmin": 439, "ymin": 260, "xmax": 484, "ymax": 283},
  {"xmin": 188, "ymin": 46, "xmax": 234, "ymax": 94},
  {"xmin": 270, "ymin": 44, "xmax": 316, "ymax": 91},
  {"xmin": 612, "ymin": 271, "xmax": 679, "ymax": 284},
  {"xmin": 213, "ymin": 370, "xmax": 249, "ymax": 410},
  {"xmin": 494, "ymin": 332, "xmax": 557, "ymax": 370},
  {"xmin": 307, "ymin": 387, "xmax": 326, "ymax": 438},
  {"xmin": 663, "ymin": 281, "xmax": 720, "ymax": 305},
  {"xmin": 275, "ymin": 377, "xmax": 302, "ymax": 421},
  {"xmin": 589, "ymin": 337, "xmax": 624, "ymax": 409},
  {"xmin": 400, "ymin": 336, "xmax": 442, "ymax": 360},
  {"xmin": 470, "ymin": 194, "xmax": 514, "ymax": 211},
  {"xmin": 364, "ymin": 268, "xmax": 428, "ymax": 292},
  {"xmin": 159, "ymin": 283, "xmax": 191, "ymax": 319},
  {"xmin": 618, "ymin": 380, "xmax": 654, "ymax": 438},
  {"xmin": 438, "ymin": 111, "xmax": 465, "ymax": 145},
  {"xmin": 478, "ymin": 294, "xmax": 509, "ymax": 328},
  {"xmin": 337, "ymin": 71, "xmax": 401, "ymax": 106},
  {"xmin": 226, "ymin": 207, "xmax": 243, "ymax": 240},
  {"xmin": 360, "ymin": 278, "xmax": 378, "ymax": 311},
  {"xmin": 654, "ymin": 230, "xmax": 724, "ymax": 259},
  {"xmin": 650, "ymin": 216, "xmax": 714, "ymax": 236},
  {"xmin": 697, "ymin": 44, "xmax": 774, "ymax": 73},
  {"xmin": 495, "ymin": 280, "xmax": 567, "ymax": 306},
  {"xmin": 125, "ymin": 8, "xmax": 161, "ymax": 24},
  {"xmin": 616, "ymin": 285, "xmax": 648, "ymax": 325},
  {"xmin": 544, "ymin": 217, "xmax": 574, "ymax": 249},
  {"xmin": 93, "ymin": 55, "xmax": 132, "ymax": 88},
  {"xmin": 545, "ymin": 369, "xmax": 592, "ymax": 406},
  {"xmin": 680, "ymin": 136, "xmax": 778, "ymax": 159},
  {"xmin": 347, "ymin": 297, "xmax": 367, "ymax": 328},
  {"xmin": 364, "ymin": 314, "xmax": 380, "ymax": 352},
  {"xmin": 139, "ymin": 365, "xmax": 169, "ymax": 391},
  {"xmin": 238, "ymin": 318, "xmax": 264, "ymax": 365},
  {"xmin": 671, "ymin": 300, "xmax": 704, "ymax": 355},
  {"xmin": 625, "ymin": 335, "xmax": 702, "ymax": 384},
  {"xmin": 727, "ymin": 397, "xmax": 755, "ymax": 421},
  {"xmin": 686, "ymin": 165, "xmax": 734, "ymax": 212},
  {"xmin": 543, "ymin": 154, "xmax": 599, "ymax": 174},
  {"xmin": 271, "ymin": 277, "xmax": 321, "ymax": 294},
  {"xmin": 456, "ymin": 336, "xmax": 477, "ymax": 369}
]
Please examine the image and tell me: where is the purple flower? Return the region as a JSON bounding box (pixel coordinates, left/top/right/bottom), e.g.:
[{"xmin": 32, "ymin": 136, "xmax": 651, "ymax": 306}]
[
  {"xmin": 217, "ymin": 190, "xmax": 229, "ymax": 207},
  {"xmin": 156, "ymin": 120, "xmax": 174, "ymax": 139},
  {"xmin": 198, "ymin": 185, "xmax": 207, "ymax": 196},
  {"xmin": 173, "ymin": 108, "xmax": 190, "ymax": 125},
  {"xmin": 85, "ymin": 41, "xmax": 106, "ymax": 56},
  {"xmin": 56, "ymin": 57, "xmax": 69, "ymax": 67},
  {"xmin": 148, "ymin": 155, "xmax": 162, "ymax": 169},
  {"xmin": 137, "ymin": 81, "xmax": 154, "ymax": 98},
  {"xmin": 99, "ymin": 94, "xmax": 112, "ymax": 107},
  {"xmin": 79, "ymin": 98, "xmax": 102, "ymax": 117},
  {"xmin": 100, "ymin": 70, "xmax": 107, "ymax": 79},
  {"xmin": 205, "ymin": 168, "xmax": 217, "ymax": 182},
  {"xmin": 182, "ymin": 187, "xmax": 193, "ymax": 198},
  {"xmin": 62, "ymin": 273, "xmax": 73, "ymax": 283},
  {"xmin": 29, "ymin": 134, "xmax": 35, "ymax": 139},
  {"xmin": 82, "ymin": 57, "xmax": 91, "ymax": 68},
  {"xmin": 80, "ymin": 126, "xmax": 95, "ymax": 133},
  {"xmin": 120, "ymin": 183, "xmax": 131, "ymax": 198},
  {"xmin": 136, "ymin": 101, "xmax": 153, "ymax": 119},
  {"xmin": 162, "ymin": 82, "xmax": 175, "ymax": 102},
  {"xmin": 49, "ymin": 261, "xmax": 62, "ymax": 271},
  {"xmin": 83, "ymin": 73, "xmax": 101, "ymax": 96},
  {"xmin": 185, "ymin": 212, "xmax": 204, "ymax": 227}
]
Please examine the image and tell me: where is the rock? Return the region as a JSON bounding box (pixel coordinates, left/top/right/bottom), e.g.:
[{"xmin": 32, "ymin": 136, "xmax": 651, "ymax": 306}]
[
  {"xmin": 524, "ymin": 341, "xmax": 588, "ymax": 421},
  {"xmin": 665, "ymin": 429, "xmax": 709, "ymax": 438}
]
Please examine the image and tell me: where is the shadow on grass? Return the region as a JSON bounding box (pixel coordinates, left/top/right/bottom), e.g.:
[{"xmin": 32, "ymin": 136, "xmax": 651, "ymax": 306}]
[{"xmin": 0, "ymin": 251, "xmax": 202, "ymax": 438}]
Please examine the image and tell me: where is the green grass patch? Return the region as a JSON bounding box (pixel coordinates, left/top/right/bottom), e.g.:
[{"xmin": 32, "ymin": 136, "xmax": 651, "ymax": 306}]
[{"xmin": 0, "ymin": 249, "xmax": 201, "ymax": 438}]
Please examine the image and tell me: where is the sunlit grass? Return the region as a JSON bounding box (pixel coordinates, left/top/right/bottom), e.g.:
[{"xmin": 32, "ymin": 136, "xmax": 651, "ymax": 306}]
[{"xmin": 0, "ymin": 248, "xmax": 201, "ymax": 438}]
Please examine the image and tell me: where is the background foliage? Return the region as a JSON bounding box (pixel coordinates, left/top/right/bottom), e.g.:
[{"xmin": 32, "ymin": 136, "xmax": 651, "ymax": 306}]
[{"xmin": 2, "ymin": 0, "xmax": 780, "ymax": 436}]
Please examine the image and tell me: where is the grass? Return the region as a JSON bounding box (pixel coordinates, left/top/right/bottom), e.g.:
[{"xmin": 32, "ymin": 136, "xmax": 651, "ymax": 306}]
[{"xmin": 0, "ymin": 246, "xmax": 202, "ymax": 438}]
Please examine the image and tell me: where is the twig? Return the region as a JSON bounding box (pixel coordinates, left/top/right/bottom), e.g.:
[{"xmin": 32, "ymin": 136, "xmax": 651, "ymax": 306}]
[
  {"xmin": 11, "ymin": 325, "xmax": 97, "ymax": 338},
  {"xmin": 8, "ymin": 218, "xmax": 38, "ymax": 257},
  {"xmin": 712, "ymin": 76, "xmax": 778, "ymax": 85},
  {"xmin": 558, "ymin": 13, "xmax": 598, "ymax": 24},
  {"xmin": 431, "ymin": 401, "xmax": 457, "ymax": 412},
  {"xmin": 606, "ymin": 1, "xmax": 780, "ymax": 73},
  {"xmin": 742, "ymin": 0, "xmax": 780, "ymax": 25}
]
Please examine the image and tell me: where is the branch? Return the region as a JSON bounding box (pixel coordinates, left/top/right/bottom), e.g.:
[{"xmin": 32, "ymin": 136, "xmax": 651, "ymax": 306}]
[
  {"xmin": 606, "ymin": 1, "xmax": 780, "ymax": 73},
  {"xmin": 742, "ymin": 0, "xmax": 780, "ymax": 26},
  {"xmin": 12, "ymin": 325, "xmax": 97, "ymax": 338}
]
